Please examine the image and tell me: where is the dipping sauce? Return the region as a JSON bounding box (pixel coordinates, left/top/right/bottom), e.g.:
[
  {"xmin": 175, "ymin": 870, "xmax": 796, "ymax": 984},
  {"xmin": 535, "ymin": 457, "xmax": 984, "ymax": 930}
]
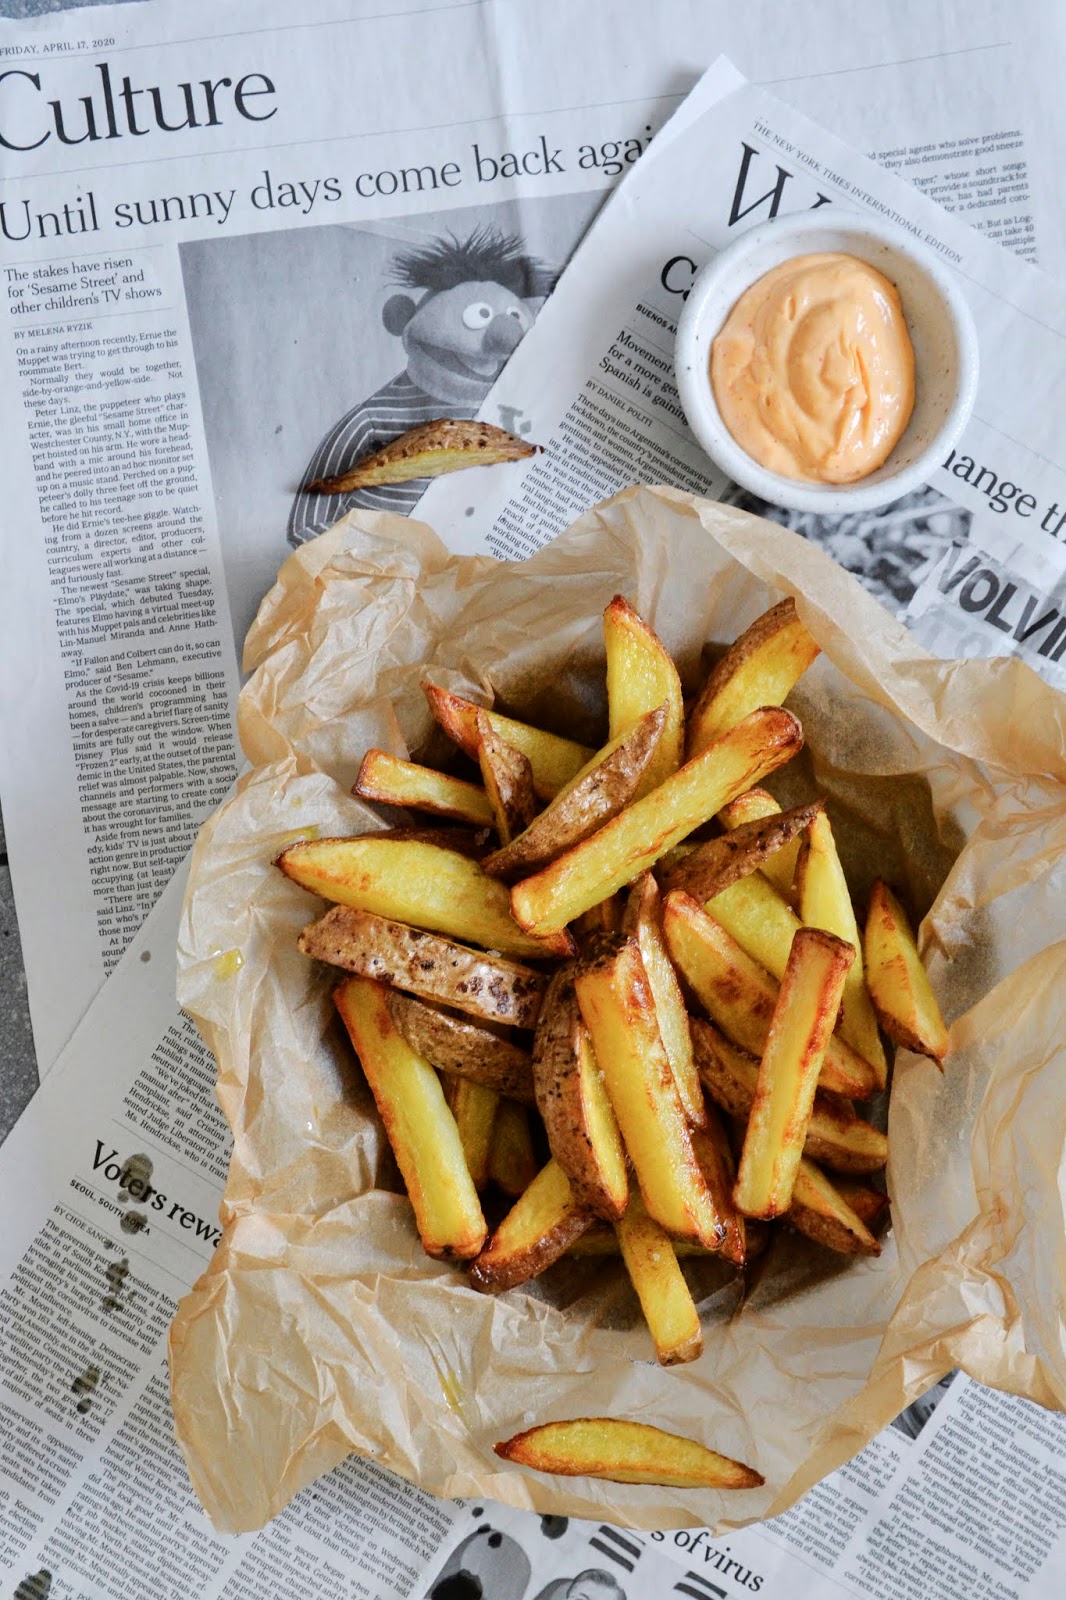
[{"xmin": 710, "ymin": 252, "xmax": 915, "ymax": 484}]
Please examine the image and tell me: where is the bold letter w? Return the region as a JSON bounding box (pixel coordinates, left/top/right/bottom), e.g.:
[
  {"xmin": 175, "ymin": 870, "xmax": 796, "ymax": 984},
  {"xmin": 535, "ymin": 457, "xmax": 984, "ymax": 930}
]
[{"xmin": 728, "ymin": 142, "xmax": 831, "ymax": 226}]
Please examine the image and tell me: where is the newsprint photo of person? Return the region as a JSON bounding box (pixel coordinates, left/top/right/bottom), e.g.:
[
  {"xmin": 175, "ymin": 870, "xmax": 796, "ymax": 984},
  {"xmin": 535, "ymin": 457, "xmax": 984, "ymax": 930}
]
[{"xmin": 288, "ymin": 225, "xmax": 554, "ymax": 544}]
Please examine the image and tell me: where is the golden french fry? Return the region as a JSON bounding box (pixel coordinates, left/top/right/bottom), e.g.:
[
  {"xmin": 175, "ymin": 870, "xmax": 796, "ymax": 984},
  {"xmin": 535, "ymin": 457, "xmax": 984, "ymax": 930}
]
[
  {"xmin": 688, "ymin": 1102, "xmax": 746, "ymax": 1267},
  {"xmin": 864, "ymin": 881, "xmax": 949, "ymax": 1062},
  {"xmin": 424, "ymin": 683, "xmax": 593, "ymax": 799},
  {"xmin": 353, "ymin": 749, "xmax": 495, "ymax": 827},
  {"xmin": 688, "ymin": 597, "xmax": 821, "ymax": 757},
  {"xmin": 574, "ymin": 937, "xmax": 724, "ymax": 1248},
  {"xmin": 734, "ymin": 929, "xmax": 855, "ymax": 1219},
  {"xmin": 278, "ymin": 836, "xmax": 573, "ymax": 960},
  {"xmin": 334, "ymin": 977, "xmax": 486, "ymax": 1259},
  {"xmin": 489, "ymin": 1100, "xmax": 540, "ymax": 1198},
  {"xmin": 797, "ymin": 810, "xmax": 888, "ymax": 1087},
  {"xmin": 300, "ymin": 906, "xmax": 546, "ymax": 1028},
  {"xmin": 443, "ymin": 1075, "xmax": 498, "ymax": 1190},
  {"xmin": 718, "ymin": 789, "xmax": 798, "ymax": 900},
  {"xmin": 615, "ymin": 1196, "xmax": 703, "ymax": 1366},
  {"xmin": 511, "ymin": 707, "xmax": 803, "ymax": 937},
  {"xmin": 494, "ymin": 1418, "xmax": 764, "ymax": 1489},
  {"xmin": 604, "ymin": 595, "xmax": 684, "ymax": 794},
  {"xmin": 622, "ymin": 872, "xmax": 705, "ymax": 1128},
  {"xmin": 788, "ymin": 1158, "xmax": 882, "ymax": 1255},
  {"xmin": 662, "ymin": 802, "xmax": 822, "ymax": 905},
  {"xmin": 305, "ymin": 417, "xmax": 540, "ymax": 493},
  {"xmin": 387, "ymin": 991, "xmax": 535, "ymax": 1103},
  {"xmin": 834, "ymin": 1179, "xmax": 891, "ymax": 1234},
  {"xmin": 531, "ymin": 968, "xmax": 628, "ymax": 1220},
  {"xmin": 662, "ymin": 892, "xmax": 876, "ymax": 1099},
  {"xmin": 483, "ymin": 704, "xmax": 666, "ymax": 879},
  {"xmin": 691, "ymin": 1018, "xmax": 887, "ymax": 1174},
  {"xmin": 469, "ymin": 1159, "xmax": 592, "ymax": 1291},
  {"xmin": 475, "ymin": 710, "xmax": 538, "ymax": 844}
]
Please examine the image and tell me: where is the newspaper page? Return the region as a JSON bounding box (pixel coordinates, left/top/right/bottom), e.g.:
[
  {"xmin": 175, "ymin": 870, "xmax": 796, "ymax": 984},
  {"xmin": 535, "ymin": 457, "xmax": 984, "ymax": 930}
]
[{"xmin": 0, "ymin": 0, "xmax": 1047, "ymax": 1074}]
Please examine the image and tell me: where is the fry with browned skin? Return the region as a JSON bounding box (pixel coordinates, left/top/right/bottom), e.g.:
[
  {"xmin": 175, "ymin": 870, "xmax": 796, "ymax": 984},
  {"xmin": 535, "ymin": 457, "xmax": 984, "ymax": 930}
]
[
  {"xmin": 423, "ymin": 683, "xmax": 592, "ymax": 799},
  {"xmin": 469, "ymin": 1159, "xmax": 592, "ymax": 1291},
  {"xmin": 864, "ymin": 881, "xmax": 949, "ymax": 1062},
  {"xmin": 494, "ymin": 1418, "xmax": 764, "ymax": 1489},
  {"xmin": 475, "ymin": 711, "xmax": 538, "ymax": 844},
  {"xmin": 615, "ymin": 1196, "xmax": 703, "ymax": 1365},
  {"xmin": 604, "ymin": 595, "xmax": 684, "ymax": 794},
  {"xmin": 661, "ymin": 802, "xmax": 822, "ymax": 904},
  {"xmin": 787, "ymin": 1159, "xmax": 882, "ymax": 1255},
  {"xmin": 623, "ymin": 872, "xmax": 705, "ymax": 1128},
  {"xmin": 688, "ymin": 1102, "xmax": 747, "ymax": 1266},
  {"xmin": 304, "ymin": 417, "xmax": 540, "ymax": 494},
  {"xmin": 718, "ymin": 788, "xmax": 797, "ymax": 900},
  {"xmin": 387, "ymin": 991, "xmax": 535, "ymax": 1103},
  {"xmin": 687, "ymin": 597, "xmax": 821, "ymax": 757},
  {"xmin": 353, "ymin": 749, "xmax": 495, "ymax": 827},
  {"xmin": 734, "ymin": 928, "xmax": 855, "ymax": 1219}
]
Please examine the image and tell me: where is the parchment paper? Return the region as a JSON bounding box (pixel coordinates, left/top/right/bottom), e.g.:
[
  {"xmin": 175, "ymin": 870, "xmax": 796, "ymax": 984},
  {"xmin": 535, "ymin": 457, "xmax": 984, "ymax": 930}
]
[{"xmin": 169, "ymin": 486, "xmax": 1066, "ymax": 1534}]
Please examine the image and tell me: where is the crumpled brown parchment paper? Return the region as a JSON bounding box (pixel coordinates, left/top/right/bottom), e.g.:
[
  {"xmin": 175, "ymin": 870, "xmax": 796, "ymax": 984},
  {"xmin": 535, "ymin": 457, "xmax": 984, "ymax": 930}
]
[{"xmin": 169, "ymin": 485, "xmax": 1066, "ymax": 1535}]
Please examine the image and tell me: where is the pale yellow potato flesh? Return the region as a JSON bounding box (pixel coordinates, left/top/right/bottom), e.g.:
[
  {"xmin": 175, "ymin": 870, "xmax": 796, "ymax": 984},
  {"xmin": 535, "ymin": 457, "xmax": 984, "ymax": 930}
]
[
  {"xmin": 511, "ymin": 706, "xmax": 803, "ymax": 937},
  {"xmin": 494, "ymin": 1417, "xmax": 764, "ymax": 1489},
  {"xmin": 604, "ymin": 594, "xmax": 685, "ymax": 794},
  {"xmin": 718, "ymin": 788, "xmax": 797, "ymax": 900},
  {"xmin": 334, "ymin": 976, "xmax": 486, "ymax": 1259},
  {"xmin": 353, "ymin": 748, "xmax": 495, "ymax": 827},
  {"xmin": 797, "ymin": 809, "xmax": 888, "ymax": 1087},
  {"xmin": 278, "ymin": 836, "xmax": 572, "ymax": 960},
  {"xmin": 662, "ymin": 892, "xmax": 876, "ymax": 1099},
  {"xmin": 469, "ymin": 1158, "xmax": 591, "ymax": 1291},
  {"xmin": 864, "ymin": 880, "xmax": 949, "ymax": 1062},
  {"xmin": 623, "ymin": 873, "xmax": 705, "ymax": 1128},
  {"xmin": 734, "ymin": 928, "xmax": 855, "ymax": 1219},
  {"xmin": 423, "ymin": 682, "xmax": 593, "ymax": 799},
  {"xmin": 443, "ymin": 1075, "xmax": 498, "ymax": 1190},
  {"xmin": 574, "ymin": 937, "xmax": 724, "ymax": 1247},
  {"xmin": 788, "ymin": 1157, "xmax": 882, "ymax": 1255},
  {"xmin": 488, "ymin": 1100, "xmax": 540, "ymax": 1197},
  {"xmin": 688, "ymin": 596, "xmax": 821, "ymax": 756},
  {"xmin": 615, "ymin": 1196, "xmax": 703, "ymax": 1365}
]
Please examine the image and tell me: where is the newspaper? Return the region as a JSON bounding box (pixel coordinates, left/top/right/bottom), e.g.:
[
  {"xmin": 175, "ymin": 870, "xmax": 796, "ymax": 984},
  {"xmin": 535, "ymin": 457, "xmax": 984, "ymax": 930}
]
[{"xmin": 0, "ymin": 0, "xmax": 1050, "ymax": 1074}]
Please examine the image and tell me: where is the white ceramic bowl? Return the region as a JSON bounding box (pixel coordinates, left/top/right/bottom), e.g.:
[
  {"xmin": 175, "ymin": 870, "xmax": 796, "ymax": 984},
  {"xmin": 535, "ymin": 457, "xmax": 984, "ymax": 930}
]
[{"xmin": 674, "ymin": 211, "xmax": 979, "ymax": 514}]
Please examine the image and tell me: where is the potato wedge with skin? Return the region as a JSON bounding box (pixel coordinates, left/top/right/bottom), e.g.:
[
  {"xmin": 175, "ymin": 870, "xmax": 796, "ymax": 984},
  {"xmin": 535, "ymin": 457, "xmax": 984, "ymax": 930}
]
[
  {"xmin": 623, "ymin": 872, "xmax": 705, "ymax": 1128},
  {"xmin": 718, "ymin": 789, "xmax": 797, "ymax": 900},
  {"xmin": 615, "ymin": 1195, "xmax": 703, "ymax": 1365},
  {"xmin": 387, "ymin": 991, "xmax": 536, "ymax": 1103},
  {"xmin": 305, "ymin": 417, "xmax": 540, "ymax": 493},
  {"xmin": 797, "ymin": 810, "xmax": 888, "ymax": 1087},
  {"xmin": 469, "ymin": 1159, "xmax": 592, "ymax": 1291},
  {"xmin": 482, "ymin": 704, "xmax": 667, "ymax": 880},
  {"xmin": 568, "ymin": 1226, "xmax": 767, "ymax": 1262},
  {"xmin": 511, "ymin": 707, "xmax": 803, "ymax": 938},
  {"xmin": 278, "ymin": 836, "xmax": 572, "ymax": 960},
  {"xmin": 864, "ymin": 881, "xmax": 949, "ymax": 1062},
  {"xmin": 475, "ymin": 711, "xmax": 538, "ymax": 845},
  {"xmin": 424, "ymin": 683, "xmax": 593, "ymax": 799},
  {"xmin": 834, "ymin": 1179, "xmax": 891, "ymax": 1234},
  {"xmin": 353, "ymin": 749, "xmax": 495, "ymax": 827},
  {"xmin": 572, "ymin": 893, "xmax": 624, "ymax": 947},
  {"xmin": 489, "ymin": 1100, "xmax": 540, "ymax": 1197},
  {"xmin": 788, "ymin": 1158, "xmax": 882, "ymax": 1255},
  {"xmin": 574, "ymin": 938, "xmax": 724, "ymax": 1248},
  {"xmin": 494, "ymin": 1418, "xmax": 764, "ymax": 1490},
  {"xmin": 365, "ymin": 824, "xmax": 493, "ymax": 859},
  {"xmin": 443, "ymin": 1075, "xmax": 498, "ymax": 1190},
  {"xmin": 663, "ymin": 893, "xmax": 876, "ymax": 1099},
  {"xmin": 688, "ymin": 1104, "xmax": 746, "ymax": 1266},
  {"xmin": 334, "ymin": 977, "xmax": 486, "ymax": 1259},
  {"xmin": 691, "ymin": 1017, "xmax": 887, "ymax": 1174},
  {"xmin": 299, "ymin": 906, "xmax": 546, "ymax": 1029},
  {"xmin": 688, "ymin": 597, "xmax": 821, "ymax": 757},
  {"xmin": 604, "ymin": 595, "xmax": 684, "ymax": 794},
  {"xmin": 661, "ymin": 802, "xmax": 823, "ymax": 905},
  {"xmin": 734, "ymin": 928, "xmax": 855, "ymax": 1219},
  {"xmin": 532, "ymin": 968, "xmax": 628, "ymax": 1220}
]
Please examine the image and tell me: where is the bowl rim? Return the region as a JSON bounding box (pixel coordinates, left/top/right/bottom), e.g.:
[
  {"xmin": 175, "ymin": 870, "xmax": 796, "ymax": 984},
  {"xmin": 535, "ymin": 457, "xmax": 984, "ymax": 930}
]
[{"xmin": 674, "ymin": 210, "xmax": 980, "ymax": 516}]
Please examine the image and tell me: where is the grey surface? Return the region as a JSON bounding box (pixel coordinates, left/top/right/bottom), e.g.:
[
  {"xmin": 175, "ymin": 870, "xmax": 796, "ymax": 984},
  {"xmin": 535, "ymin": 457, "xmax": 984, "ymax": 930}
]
[
  {"xmin": 0, "ymin": 0, "xmax": 145, "ymax": 14},
  {"xmin": 0, "ymin": 807, "xmax": 39, "ymax": 1142}
]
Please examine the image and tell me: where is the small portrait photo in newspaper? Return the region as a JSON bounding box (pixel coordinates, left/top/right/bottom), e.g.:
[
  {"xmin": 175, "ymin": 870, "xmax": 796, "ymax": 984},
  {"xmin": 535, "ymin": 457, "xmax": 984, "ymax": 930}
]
[{"xmin": 890, "ymin": 1369, "xmax": 958, "ymax": 1442}]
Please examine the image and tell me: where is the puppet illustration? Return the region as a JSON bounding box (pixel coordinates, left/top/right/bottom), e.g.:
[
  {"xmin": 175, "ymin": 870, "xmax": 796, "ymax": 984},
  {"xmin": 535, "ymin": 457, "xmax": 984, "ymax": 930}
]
[
  {"xmin": 425, "ymin": 1524, "xmax": 532, "ymax": 1600},
  {"xmin": 532, "ymin": 1570, "xmax": 628, "ymax": 1600},
  {"xmin": 288, "ymin": 225, "xmax": 553, "ymax": 545}
]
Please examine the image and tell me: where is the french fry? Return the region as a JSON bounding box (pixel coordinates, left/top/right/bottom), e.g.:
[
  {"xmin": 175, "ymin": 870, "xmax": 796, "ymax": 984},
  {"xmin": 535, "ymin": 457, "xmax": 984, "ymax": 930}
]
[
  {"xmin": 622, "ymin": 872, "xmax": 705, "ymax": 1128},
  {"xmin": 299, "ymin": 906, "xmax": 546, "ymax": 1028},
  {"xmin": 571, "ymin": 893, "xmax": 625, "ymax": 947},
  {"xmin": 834, "ymin": 1179, "xmax": 891, "ymax": 1234},
  {"xmin": 475, "ymin": 711, "xmax": 538, "ymax": 844},
  {"xmin": 353, "ymin": 749, "xmax": 495, "ymax": 827},
  {"xmin": 574, "ymin": 937, "xmax": 724, "ymax": 1248},
  {"xmin": 733, "ymin": 929, "xmax": 855, "ymax": 1219},
  {"xmin": 424, "ymin": 683, "xmax": 592, "ymax": 799},
  {"xmin": 864, "ymin": 881, "xmax": 949, "ymax": 1062},
  {"xmin": 304, "ymin": 417, "xmax": 540, "ymax": 493},
  {"xmin": 494, "ymin": 1418, "xmax": 764, "ymax": 1489},
  {"xmin": 511, "ymin": 707, "xmax": 804, "ymax": 937},
  {"xmin": 604, "ymin": 595, "xmax": 684, "ymax": 794},
  {"xmin": 787, "ymin": 1159, "xmax": 882, "ymax": 1256},
  {"xmin": 278, "ymin": 836, "xmax": 573, "ymax": 960},
  {"xmin": 797, "ymin": 810, "xmax": 888, "ymax": 1087},
  {"xmin": 489, "ymin": 1100, "xmax": 540, "ymax": 1197},
  {"xmin": 688, "ymin": 1104, "xmax": 746, "ymax": 1266},
  {"xmin": 661, "ymin": 801, "xmax": 823, "ymax": 904},
  {"xmin": 691, "ymin": 1018, "xmax": 887, "ymax": 1175},
  {"xmin": 615, "ymin": 1196, "xmax": 703, "ymax": 1365},
  {"xmin": 443, "ymin": 1075, "xmax": 498, "ymax": 1190},
  {"xmin": 662, "ymin": 892, "xmax": 876, "ymax": 1099},
  {"xmin": 568, "ymin": 1225, "xmax": 766, "ymax": 1263},
  {"xmin": 718, "ymin": 789, "xmax": 798, "ymax": 900},
  {"xmin": 334, "ymin": 977, "xmax": 486, "ymax": 1259},
  {"xmin": 483, "ymin": 704, "xmax": 667, "ymax": 879},
  {"xmin": 387, "ymin": 992, "xmax": 536, "ymax": 1103},
  {"xmin": 687, "ymin": 597, "xmax": 821, "ymax": 757},
  {"xmin": 469, "ymin": 1159, "xmax": 592, "ymax": 1291},
  {"xmin": 531, "ymin": 968, "xmax": 629, "ymax": 1220}
]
